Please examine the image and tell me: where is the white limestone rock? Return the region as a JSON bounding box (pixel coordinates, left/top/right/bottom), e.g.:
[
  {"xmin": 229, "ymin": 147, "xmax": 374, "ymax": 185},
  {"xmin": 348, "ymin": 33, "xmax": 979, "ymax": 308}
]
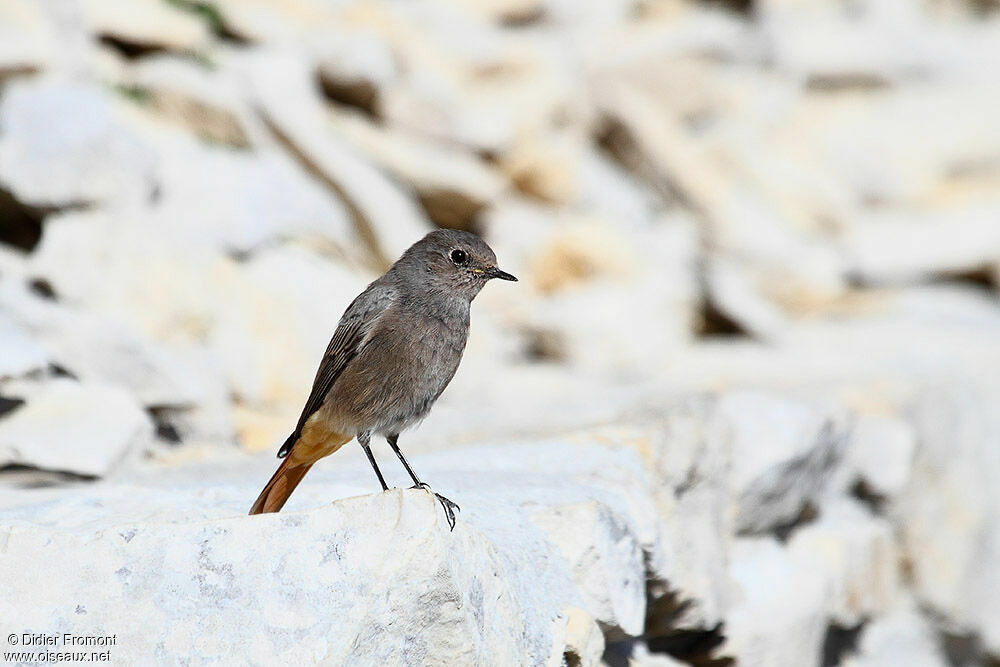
[
  {"xmin": 896, "ymin": 382, "xmax": 1000, "ymax": 656},
  {"xmin": 375, "ymin": 4, "xmax": 577, "ymax": 154},
  {"xmin": 603, "ymin": 639, "xmax": 688, "ymax": 667},
  {"xmin": 0, "ymin": 312, "xmax": 47, "ymax": 379},
  {"xmin": 522, "ymin": 218, "xmax": 699, "ymax": 374},
  {"xmin": 572, "ymin": 147, "xmax": 661, "ymax": 228},
  {"xmin": 777, "ymin": 285, "xmax": 1000, "ymax": 385},
  {"xmin": 1, "ymin": 489, "xmax": 564, "ymax": 664},
  {"xmin": 596, "ymin": 81, "xmax": 850, "ymax": 338},
  {"xmin": 531, "ymin": 501, "xmax": 646, "ymax": 639},
  {"xmin": 315, "ymin": 26, "xmax": 399, "ymax": 91},
  {"xmin": 721, "ymin": 537, "xmax": 833, "ymax": 667},
  {"xmin": 0, "ymin": 0, "xmax": 54, "ymax": 76},
  {"xmin": 331, "ymin": 113, "xmax": 507, "ymax": 230},
  {"xmin": 629, "ymin": 396, "xmax": 734, "ymax": 630},
  {"xmin": 759, "ymin": 0, "xmax": 933, "ymax": 84},
  {"xmin": 704, "ymin": 256, "xmax": 791, "ymax": 340},
  {"xmin": 27, "ymin": 208, "xmax": 230, "ymax": 338},
  {"xmin": 788, "ymin": 498, "xmax": 901, "ymax": 626},
  {"xmin": 561, "ymin": 607, "xmax": 606, "ymax": 667},
  {"xmin": 147, "ymin": 130, "xmax": 355, "ymax": 254},
  {"xmin": 759, "ymin": 0, "xmax": 1000, "ymax": 85},
  {"xmin": 844, "ymin": 204, "xmax": 1000, "ymax": 285},
  {"xmin": 0, "ymin": 438, "xmax": 664, "ymax": 664},
  {"xmin": 500, "ymin": 130, "xmax": 588, "ymax": 206},
  {"xmin": 208, "ymin": 0, "xmax": 344, "ymax": 44},
  {"xmin": 721, "ymin": 392, "xmax": 847, "ymax": 534},
  {"xmin": 238, "ymin": 50, "xmax": 432, "ymax": 267},
  {"xmin": 0, "ymin": 378, "xmax": 151, "ymax": 477},
  {"xmin": 843, "ymin": 597, "xmax": 948, "ymax": 667},
  {"xmin": 788, "ymin": 85, "xmax": 1000, "ymax": 208},
  {"xmin": 26, "ymin": 209, "xmax": 363, "ymax": 423},
  {"xmin": 119, "ymin": 55, "xmax": 258, "ymax": 149},
  {"xmin": 82, "ymin": 0, "xmax": 212, "ymax": 54},
  {"xmin": 0, "ymin": 277, "xmax": 208, "ymax": 409},
  {"xmin": 842, "ymin": 415, "xmax": 915, "ymax": 501},
  {"xmin": 210, "ymin": 244, "xmax": 371, "ymax": 431},
  {"xmin": 0, "ymin": 79, "xmax": 158, "ymax": 208}
]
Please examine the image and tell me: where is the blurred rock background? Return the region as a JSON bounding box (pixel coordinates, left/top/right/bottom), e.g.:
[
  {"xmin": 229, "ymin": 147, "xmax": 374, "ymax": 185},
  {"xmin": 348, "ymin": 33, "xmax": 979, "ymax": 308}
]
[{"xmin": 2, "ymin": 0, "xmax": 1000, "ymax": 665}]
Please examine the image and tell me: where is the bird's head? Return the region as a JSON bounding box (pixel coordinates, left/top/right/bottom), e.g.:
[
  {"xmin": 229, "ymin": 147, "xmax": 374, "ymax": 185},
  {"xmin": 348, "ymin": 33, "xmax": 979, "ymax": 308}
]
[{"xmin": 395, "ymin": 229, "xmax": 517, "ymax": 300}]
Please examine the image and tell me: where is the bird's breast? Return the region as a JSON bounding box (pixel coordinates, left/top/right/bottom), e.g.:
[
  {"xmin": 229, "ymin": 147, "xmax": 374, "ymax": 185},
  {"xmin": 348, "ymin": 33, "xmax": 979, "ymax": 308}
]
[
  {"xmin": 326, "ymin": 301, "xmax": 470, "ymax": 434},
  {"xmin": 382, "ymin": 306, "xmax": 469, "ymax": 428},
  {"xmin": 398, "ymin": 310, "xmax": 468, "ymax": 391}
]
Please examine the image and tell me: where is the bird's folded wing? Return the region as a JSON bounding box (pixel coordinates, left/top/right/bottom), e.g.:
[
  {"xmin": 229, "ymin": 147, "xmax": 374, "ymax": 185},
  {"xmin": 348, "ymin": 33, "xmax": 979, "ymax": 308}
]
[{"xmin": 278, "ymin": 284, "xmax": 396, "ymax": 457}]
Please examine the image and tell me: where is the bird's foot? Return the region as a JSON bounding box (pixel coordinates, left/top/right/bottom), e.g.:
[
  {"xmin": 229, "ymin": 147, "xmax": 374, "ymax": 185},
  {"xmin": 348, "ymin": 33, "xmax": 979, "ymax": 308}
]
[{"xmin": 411, "ymin": 483, "xmax": 460, "ymax": 531}]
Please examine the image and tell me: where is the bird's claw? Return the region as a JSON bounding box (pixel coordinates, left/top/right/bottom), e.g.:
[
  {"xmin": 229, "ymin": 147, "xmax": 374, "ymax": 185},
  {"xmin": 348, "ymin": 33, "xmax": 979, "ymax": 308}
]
[
  {"xmin": 435, "ymin": 494, "xmax": 460, "ymax": 531},
  {"xmin": 411, "ymin": 483, "xmax": 460, "ymax": 531}
]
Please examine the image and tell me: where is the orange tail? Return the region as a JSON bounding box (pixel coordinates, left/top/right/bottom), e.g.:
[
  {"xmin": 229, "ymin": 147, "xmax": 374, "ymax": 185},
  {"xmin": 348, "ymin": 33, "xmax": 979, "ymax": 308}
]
[{"xmin": 249, "ymin": 457, "xmax": 315, "ymax": 515}]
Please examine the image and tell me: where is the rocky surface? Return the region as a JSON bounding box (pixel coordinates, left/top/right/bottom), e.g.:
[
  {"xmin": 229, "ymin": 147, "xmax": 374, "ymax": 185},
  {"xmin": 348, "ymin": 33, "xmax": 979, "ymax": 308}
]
[
  {"xmin": 0, "ymin": 435, "xmax": 668, "ymax": 665},
  {"xmin": 2, "ymin": 0, "xmax": 1000, "ymax": 665}
]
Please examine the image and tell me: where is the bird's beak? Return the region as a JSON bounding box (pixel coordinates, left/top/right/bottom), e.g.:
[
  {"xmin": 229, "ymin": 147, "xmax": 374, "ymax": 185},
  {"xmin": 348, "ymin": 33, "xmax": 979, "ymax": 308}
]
[{"xmin": 488, "ymin": 267, "xmax": 518, "ymax": 282}]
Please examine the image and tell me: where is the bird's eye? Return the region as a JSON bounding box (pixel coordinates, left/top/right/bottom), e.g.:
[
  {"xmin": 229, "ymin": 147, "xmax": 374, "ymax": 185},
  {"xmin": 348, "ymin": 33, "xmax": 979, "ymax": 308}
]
[{"xmin": 450, "ymin": 249, "xmax": 468, "ymax": 265}]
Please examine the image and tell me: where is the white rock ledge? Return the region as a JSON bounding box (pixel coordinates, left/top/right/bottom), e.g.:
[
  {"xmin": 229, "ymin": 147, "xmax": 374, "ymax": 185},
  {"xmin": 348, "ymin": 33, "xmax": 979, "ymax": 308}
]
[{"xmin": 0, "ymin": 441, "xmax": 662, "ymax": 666}]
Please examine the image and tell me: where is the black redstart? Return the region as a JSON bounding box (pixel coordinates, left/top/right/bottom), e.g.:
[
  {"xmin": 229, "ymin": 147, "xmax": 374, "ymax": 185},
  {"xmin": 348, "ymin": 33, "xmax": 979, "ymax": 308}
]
[{"xmin": 249, "ymin": 229, "xmax": 517, "ymax": 529}]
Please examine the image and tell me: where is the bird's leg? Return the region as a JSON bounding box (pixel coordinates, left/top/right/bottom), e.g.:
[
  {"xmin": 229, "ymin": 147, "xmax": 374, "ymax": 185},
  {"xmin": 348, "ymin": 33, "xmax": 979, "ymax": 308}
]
[
  {"xmin": 387, "ymin": 433, "xmax": 460, "ymax": 530},
  {"xmin": 386, "ymin": 433, "xmax": 424, "ymax": 487},
  {"xmin": 358, "ymin": 431, "xmax": 388, "ymax": 492}
]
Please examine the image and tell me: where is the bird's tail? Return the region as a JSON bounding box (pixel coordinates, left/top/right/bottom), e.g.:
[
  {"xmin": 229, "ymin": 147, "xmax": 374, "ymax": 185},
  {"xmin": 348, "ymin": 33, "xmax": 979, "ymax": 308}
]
[{"xmin": 249, "ymin": 457, "xmax": 315, "ymax": 515}]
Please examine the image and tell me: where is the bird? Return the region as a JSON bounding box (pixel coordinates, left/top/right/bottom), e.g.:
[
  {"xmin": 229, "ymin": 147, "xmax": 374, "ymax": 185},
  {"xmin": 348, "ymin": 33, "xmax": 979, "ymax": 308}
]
[{"xmin": 249, "ymin": 229, "xmax": 517, "ymax": 529}]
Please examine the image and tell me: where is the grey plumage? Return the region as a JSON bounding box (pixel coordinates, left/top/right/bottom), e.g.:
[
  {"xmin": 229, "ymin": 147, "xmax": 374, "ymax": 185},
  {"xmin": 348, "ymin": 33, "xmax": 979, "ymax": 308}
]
[{"xmin": 251, "ymin": 229, "xmax": 516, "ymax": 524}]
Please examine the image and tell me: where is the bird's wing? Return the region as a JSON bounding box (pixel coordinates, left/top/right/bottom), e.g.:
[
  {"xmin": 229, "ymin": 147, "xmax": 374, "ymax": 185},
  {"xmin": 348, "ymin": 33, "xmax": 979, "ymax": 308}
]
[{"xmin": 277, "ymin": 284, "xmax": 395, "ymax": 458}]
